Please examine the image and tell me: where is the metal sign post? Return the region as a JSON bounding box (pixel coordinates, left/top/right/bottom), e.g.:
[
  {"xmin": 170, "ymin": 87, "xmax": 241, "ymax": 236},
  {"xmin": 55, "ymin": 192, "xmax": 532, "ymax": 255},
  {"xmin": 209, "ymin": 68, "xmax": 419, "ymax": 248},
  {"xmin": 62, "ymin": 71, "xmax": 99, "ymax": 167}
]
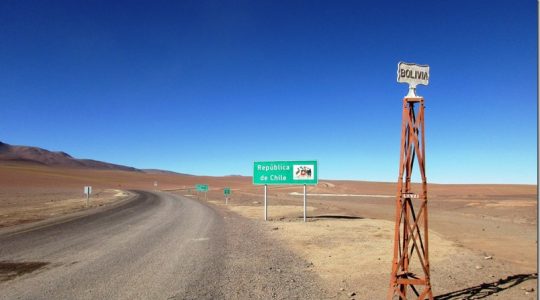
[
  {"xmin": 303, "ymin": 184, "xmax": 307, "ymax": 222},
  {"xmin": 196, "ymin": 184, "xmax": 209, "ymax": 201},
  {"xmin": 224, "ymin": 188, "xmax": 231, "ymax": 205},
  {"xmin": 264, "ymin": 184, "xmax": 267, "ymax": 221},
  {"xmin": 388, "ymin": 62, "xmax": 433, "ymax": 300}
]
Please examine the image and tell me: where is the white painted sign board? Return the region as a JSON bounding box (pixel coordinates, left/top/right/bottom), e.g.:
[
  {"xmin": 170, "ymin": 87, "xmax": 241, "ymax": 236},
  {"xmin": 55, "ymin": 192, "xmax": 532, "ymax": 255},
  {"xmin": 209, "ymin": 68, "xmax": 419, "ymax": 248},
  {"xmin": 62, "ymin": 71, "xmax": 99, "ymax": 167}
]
[
  {"xmin": 397, "ymin": 62, "xmax": 429, "ymax": 87},
  {"xmin": 402, "ymin": 193, "xmax": 419, "ymax": 199},
  {"xmin": 84, "ymin": 186, "xmax": 92, "ymax": 195},
  {"xmin": 397, "ymin": 62, "xmax": 430, "ymax": 98}
]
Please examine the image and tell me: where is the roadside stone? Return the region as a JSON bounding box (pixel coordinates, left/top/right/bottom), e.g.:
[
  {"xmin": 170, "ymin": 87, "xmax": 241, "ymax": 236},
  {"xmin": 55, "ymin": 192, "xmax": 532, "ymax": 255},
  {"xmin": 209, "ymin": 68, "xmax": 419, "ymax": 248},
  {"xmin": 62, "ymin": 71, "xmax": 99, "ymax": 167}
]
[
  {"xmin": 349, "ymin": 291, "xmax": 356, "ymax": 297},
  {"xmin": 475, "ymin": 265, "xmax": 483, "ymax": 270}
]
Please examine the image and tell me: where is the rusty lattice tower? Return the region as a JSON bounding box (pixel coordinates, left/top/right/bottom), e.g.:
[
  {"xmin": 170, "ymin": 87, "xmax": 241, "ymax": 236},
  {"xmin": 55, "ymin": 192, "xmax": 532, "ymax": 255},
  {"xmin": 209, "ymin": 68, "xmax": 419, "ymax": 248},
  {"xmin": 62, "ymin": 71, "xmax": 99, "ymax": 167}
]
[{"xmin": 389, "ymin": 62, "xmax": 433, "ymax": 299}]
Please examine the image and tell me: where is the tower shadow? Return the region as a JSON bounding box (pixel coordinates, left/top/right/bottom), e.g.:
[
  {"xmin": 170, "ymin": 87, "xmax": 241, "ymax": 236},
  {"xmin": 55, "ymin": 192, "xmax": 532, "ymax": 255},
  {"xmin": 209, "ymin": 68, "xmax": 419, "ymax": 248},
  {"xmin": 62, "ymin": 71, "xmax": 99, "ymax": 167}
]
[
  {"xmin": 304, "ymin": 215, "xmax": 364, "ymax": 220},
  {"xmin": 435, "ymin": 273, "xmax": 537, "ymax": 299}
]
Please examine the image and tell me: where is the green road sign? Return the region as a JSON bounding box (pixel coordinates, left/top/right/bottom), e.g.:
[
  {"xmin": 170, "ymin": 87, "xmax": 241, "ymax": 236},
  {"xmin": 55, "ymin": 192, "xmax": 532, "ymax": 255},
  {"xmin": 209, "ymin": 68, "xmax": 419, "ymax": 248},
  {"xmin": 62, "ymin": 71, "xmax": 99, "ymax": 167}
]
[
  {"xmin": 196, "ymin": 184, "xmax": 209, "ymax": 192},
  {"xmin": 224, "ymin": 188, "xmax": 231, "ymax": 196},
  {"xmin": 253, "ymin": 160, "xmax": 318, "ymax": 185}
]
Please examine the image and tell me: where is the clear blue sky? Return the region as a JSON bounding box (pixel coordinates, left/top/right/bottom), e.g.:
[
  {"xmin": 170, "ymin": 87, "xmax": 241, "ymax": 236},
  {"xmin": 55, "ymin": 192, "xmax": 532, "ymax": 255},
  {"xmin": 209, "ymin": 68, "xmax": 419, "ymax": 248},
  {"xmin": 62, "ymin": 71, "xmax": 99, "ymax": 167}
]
[{"xmin": 0, "ymin": 1, "xmax": 536, "ymax": 184}]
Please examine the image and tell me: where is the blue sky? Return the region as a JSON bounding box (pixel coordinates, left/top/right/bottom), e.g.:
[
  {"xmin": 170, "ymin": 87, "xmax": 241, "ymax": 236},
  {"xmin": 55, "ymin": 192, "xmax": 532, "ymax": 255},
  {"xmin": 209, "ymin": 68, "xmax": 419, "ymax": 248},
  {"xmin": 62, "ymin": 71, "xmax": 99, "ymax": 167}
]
[{"xmin": 0, "ymin": 1, "xmax": 536, "ymax": 184}]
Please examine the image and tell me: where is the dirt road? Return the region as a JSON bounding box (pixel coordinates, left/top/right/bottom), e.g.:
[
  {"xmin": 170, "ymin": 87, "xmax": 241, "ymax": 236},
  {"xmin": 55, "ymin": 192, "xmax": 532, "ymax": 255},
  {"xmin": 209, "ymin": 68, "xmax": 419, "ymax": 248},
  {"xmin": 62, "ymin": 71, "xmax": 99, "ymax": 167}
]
[{"xmin": 0, "ymin": 191, "xmax": 326, "ymax": 299}]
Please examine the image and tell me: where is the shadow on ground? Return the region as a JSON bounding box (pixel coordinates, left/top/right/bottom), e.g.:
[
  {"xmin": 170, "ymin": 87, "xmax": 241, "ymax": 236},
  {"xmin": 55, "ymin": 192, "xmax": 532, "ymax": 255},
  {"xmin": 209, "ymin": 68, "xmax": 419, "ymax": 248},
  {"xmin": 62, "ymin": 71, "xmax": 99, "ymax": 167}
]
[
  {"xmin": 305, "ymin": 215, "xmax": 364, "ymax": 220},
  {"xmin": 0, "ymin": 261, "xmax": 50, "ymax": 282},
  {"xmin": 435, "ymin": 273, "xmax": 537, "ymax": 299}
]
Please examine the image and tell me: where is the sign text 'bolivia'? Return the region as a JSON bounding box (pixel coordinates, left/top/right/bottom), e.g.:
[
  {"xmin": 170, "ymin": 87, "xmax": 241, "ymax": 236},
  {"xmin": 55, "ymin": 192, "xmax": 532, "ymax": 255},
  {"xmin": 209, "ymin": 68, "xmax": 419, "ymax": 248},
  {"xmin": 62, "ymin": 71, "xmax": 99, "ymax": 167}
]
[
  {"xmin": 253, "ymin": 160, "xmax": 318, "ymax": 185},
  {"xmin": 397, "ymin": 62, "xmax": 430, "ymax": 88}
]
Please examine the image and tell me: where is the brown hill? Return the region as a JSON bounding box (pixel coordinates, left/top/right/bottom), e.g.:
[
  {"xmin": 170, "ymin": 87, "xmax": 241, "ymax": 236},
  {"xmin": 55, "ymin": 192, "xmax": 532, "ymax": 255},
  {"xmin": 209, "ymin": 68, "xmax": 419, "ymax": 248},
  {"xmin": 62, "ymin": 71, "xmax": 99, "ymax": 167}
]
[
  {"xmin": 0, "ymin": 141, "xmax": 139, "ymax": 172},
  {"xmin": 142, "ymin": 169, "xmax": 193, "ymax": 176}
]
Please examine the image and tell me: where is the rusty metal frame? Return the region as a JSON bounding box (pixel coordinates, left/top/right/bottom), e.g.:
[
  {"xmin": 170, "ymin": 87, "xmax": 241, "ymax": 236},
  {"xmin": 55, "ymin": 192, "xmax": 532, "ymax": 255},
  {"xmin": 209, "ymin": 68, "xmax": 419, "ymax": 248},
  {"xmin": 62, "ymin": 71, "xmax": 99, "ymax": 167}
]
[{"xmin": 388, "ymin": 97, "xmax": 433, "ymax": 300}]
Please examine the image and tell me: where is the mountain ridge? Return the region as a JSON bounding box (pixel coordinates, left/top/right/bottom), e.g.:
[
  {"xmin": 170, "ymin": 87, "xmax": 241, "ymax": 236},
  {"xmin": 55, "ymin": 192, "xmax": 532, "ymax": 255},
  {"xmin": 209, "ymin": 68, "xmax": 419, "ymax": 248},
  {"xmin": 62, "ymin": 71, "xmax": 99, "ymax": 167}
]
[{"xmin": 0, "ymin": 141, "xmax": 140, "ymax": 172}]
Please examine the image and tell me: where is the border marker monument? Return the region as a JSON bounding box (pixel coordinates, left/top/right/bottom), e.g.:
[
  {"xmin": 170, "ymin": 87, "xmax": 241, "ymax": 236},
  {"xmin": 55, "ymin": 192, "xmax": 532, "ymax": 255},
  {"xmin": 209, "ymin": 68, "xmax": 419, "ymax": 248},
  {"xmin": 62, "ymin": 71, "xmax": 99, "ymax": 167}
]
[{"xmin": 388, "ymin": 62, "xmax": 433, "ymax": 300}]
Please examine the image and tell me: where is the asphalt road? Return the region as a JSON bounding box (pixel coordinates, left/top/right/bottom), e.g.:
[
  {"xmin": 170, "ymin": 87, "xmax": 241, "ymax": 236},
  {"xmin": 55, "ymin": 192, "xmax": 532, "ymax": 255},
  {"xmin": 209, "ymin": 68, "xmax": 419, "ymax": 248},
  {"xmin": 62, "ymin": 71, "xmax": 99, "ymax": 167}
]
[{"xmin": 0, "ymin": 191, "xmax": 326, "ymax": 299}]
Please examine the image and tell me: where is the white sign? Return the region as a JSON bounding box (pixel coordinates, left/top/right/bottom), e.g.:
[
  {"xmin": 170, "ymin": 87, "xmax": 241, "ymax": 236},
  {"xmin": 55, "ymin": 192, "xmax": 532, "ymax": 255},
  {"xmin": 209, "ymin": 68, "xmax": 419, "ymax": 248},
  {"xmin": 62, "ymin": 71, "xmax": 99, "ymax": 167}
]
[
  {"xmin": 397, "ymin": 62, "xmax": 430, "ymax": 88},
  {"xmin": 402, "ymin": 193, "xmax": 419, "ymax": 199},
  {"xmin": 84, "ymin": 186, "xmax": 92, "ymax": 195}
]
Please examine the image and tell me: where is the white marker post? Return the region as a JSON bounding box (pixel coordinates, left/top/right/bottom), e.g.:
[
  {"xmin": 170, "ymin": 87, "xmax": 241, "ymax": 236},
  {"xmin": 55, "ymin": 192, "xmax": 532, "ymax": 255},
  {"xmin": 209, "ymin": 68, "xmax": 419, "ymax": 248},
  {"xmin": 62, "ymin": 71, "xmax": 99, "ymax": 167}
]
[
  {"xmin": 264, "ymin": 184, "xmax": 268, "ymax": 221},
  {"xmin": 84, "ymin": 186, "xmax": 92, "ymax": 207},
  {"xmin": 224, "ymin": 188, "xmax": 231, "ymax": 205},
  {"xmin": 303, "ymin": 184, "xmax": 307, "ymax": 222}
]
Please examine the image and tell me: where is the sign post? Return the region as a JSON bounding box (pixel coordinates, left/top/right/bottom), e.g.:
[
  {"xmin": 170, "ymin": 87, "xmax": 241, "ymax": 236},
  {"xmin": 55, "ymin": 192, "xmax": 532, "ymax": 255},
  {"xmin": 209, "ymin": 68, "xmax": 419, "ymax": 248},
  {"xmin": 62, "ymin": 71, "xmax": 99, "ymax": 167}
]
[
  {"xmin": 253, "ymin": 160, "xmax": 318, "ymax": 222},
  {"xmin": 303, "ymin": 184, "xmax": 307, "ymax": 222},
  {"xmin": 196, "ymin": 184, "xmax": 209, "ymax": 201},
  {"xmin": 264, "ymin": 184, "xmax": 267, "ymax": 221},
  {"xmin": 84, "ymin": 186, "xmax": 92, "ymax": 207},
  {"xmin": 389, "ymin": 62, "xmax": 433, "ymax": 299},
  {"xmin": 224, "ymin": 188, "xmax": 231, "ymax": 204}
]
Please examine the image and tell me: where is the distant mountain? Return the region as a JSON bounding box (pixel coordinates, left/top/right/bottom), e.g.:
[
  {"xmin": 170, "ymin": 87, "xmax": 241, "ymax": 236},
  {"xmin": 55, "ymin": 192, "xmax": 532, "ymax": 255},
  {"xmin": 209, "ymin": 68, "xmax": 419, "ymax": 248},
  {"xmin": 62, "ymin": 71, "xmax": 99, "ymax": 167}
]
[
  {"xmin": 142, "ymin": 169, "xmax": 193, "ymax": 176},
  {"xmin": 0, "ymin": 141, "xmax": 140, "ymax": 172}
]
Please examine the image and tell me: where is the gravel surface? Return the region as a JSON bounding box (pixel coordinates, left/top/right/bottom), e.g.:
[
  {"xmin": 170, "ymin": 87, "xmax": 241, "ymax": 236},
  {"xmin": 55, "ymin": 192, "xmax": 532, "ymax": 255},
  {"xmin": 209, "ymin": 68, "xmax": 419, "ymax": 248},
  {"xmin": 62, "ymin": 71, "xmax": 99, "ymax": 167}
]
[{"xmin": 0, "ymin": 191, "xmax": 327, "ymax": 299}]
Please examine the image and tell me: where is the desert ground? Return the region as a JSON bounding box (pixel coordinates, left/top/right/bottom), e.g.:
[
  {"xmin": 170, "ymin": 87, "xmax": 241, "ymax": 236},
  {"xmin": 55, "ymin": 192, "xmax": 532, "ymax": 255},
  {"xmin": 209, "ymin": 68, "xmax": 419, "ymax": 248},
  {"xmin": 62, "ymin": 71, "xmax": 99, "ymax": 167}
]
[{"xmin": 0, "ymin": 162, "xmax": 536, "ymax": 299}]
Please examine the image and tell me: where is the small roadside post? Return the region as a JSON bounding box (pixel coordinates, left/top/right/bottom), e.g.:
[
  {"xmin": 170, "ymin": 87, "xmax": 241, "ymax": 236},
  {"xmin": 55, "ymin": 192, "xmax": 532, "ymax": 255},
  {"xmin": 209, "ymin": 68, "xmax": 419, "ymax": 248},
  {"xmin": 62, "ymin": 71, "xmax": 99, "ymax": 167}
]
[
  {"xmin": 84, "ymin": 186, "xmax": 92, "ymax": 207},
  {"xmin": 154, "ymin": 181, "xmax": 158, "ymax": 190},
  {"xmin": 224, "ymin": 188, "xmax": 231, "ymax": 204}
]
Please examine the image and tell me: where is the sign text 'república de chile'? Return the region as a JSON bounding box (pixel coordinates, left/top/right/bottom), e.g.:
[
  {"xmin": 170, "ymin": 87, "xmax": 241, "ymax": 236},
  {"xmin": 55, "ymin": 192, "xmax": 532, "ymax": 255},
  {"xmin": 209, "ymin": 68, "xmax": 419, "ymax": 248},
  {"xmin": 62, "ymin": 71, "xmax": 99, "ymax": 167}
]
[{"xmin": 253, "ymin": 160, "xmax": 318, "ymax": 185}]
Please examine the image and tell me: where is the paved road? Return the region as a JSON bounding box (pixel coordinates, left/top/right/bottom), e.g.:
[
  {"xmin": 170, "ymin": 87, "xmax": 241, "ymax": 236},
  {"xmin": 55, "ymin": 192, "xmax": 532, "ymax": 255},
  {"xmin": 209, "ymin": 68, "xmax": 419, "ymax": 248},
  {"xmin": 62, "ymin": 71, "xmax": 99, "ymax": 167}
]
[
  {"xmin": 0, "ymin": 191, "xmax": 326, "ymax": 299},
  {"xmin": 0, "ymin": 191, "xmax": 228, "ymax": 299}
]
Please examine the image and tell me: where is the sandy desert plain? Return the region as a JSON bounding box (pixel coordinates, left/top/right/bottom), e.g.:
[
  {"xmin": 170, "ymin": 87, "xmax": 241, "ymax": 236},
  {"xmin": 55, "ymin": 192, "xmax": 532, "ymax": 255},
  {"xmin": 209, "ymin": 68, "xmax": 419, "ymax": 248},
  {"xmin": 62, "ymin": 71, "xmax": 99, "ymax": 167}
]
[{"xmin": 0, "ymin": 160, "xmax": 537, "ymax": 299}]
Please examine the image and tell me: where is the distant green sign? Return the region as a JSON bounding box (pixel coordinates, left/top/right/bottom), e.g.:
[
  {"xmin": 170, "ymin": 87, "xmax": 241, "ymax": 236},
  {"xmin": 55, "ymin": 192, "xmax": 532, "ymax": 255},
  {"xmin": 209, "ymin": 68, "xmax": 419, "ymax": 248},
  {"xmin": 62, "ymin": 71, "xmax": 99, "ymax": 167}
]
[
  {"xmin": 196, "ymin": 184, "xmax": 209, "ymax": 192},
  {"xmin": 253, "ymin": 160, "xmax": 318, "ymax": 185},
  {"xmin": 224, "ymin": 188, "xmax": 231, "ymax": 196}
]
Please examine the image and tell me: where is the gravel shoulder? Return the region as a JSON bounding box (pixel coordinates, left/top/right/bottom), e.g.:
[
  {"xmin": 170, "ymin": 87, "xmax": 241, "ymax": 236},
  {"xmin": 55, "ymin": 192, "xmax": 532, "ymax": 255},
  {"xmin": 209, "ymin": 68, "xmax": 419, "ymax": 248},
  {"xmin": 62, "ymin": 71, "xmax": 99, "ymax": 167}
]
[{"xmin": 204, "ymin": 194, "xmax": 538, "ymax": 300}]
